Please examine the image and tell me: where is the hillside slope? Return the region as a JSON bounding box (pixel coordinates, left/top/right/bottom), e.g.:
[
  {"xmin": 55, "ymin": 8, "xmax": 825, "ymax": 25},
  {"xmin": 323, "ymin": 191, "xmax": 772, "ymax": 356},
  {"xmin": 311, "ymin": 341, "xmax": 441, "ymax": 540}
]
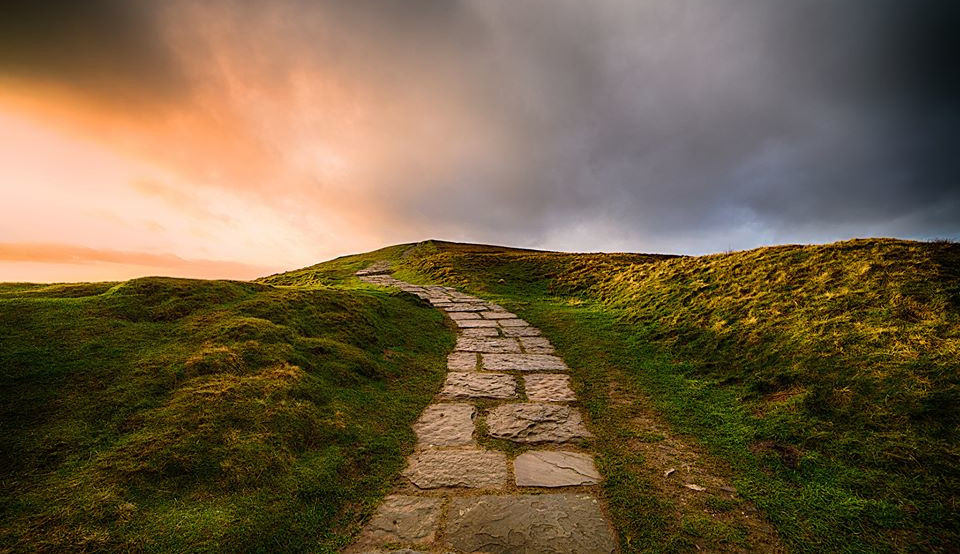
[
  {"xmin": 0, "ymin": 277, "xmax": 452, "ymax": 551},
  {"xmin": 387, "ymin": 238, "xmax": 959, "ymax": 552}
]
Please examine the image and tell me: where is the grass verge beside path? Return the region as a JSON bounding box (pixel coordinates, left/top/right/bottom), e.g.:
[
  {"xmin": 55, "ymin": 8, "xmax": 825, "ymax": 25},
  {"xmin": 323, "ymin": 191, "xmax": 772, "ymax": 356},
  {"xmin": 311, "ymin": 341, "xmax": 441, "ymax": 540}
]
[
  {"xmin": 394, "ymin": 238, "xmax": 960, "ymax": 553},
  {"xmin": 0, "ymin": 276, "xmax": 453, "ymax": 552}
]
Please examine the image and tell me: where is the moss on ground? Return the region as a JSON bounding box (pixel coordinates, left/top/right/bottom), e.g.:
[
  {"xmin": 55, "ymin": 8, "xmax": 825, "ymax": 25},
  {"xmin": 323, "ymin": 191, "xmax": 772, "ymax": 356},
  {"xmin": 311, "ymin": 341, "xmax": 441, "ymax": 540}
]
[{"xmin": 0, "ymin": 276, "xmax": 453, "ymax": 552}]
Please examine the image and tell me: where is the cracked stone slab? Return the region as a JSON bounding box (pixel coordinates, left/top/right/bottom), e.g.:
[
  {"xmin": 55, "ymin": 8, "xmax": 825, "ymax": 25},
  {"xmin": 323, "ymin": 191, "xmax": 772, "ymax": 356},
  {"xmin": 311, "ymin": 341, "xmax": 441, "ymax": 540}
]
[
  {"xmin": 461, "ymin": 327, "xmax": 501, "ymax": 338},
  {"xmin": 497, "ymin": 318, "xmax": 529, "ymax": 327},
  {"xmin": 447, "ymin": 352, "xmax": 478, "ymax": 371},
  {"xmin": 356, "ymin": 495, "xmax": 442, "ymax": 546},
  {"xmin": 514, "ymin": 451, "xmax": 601, "ymax": 487},
  {"xmin": 501, "ymin": 326, "xmax": 541, "ymax": 337},
  {"xmin": 486, "ymin": 403, "xmax": 592, "ymax": 443},
  {"xmin": 455, "ymin": 319, "xmax": 500, "ymax": 328},
  {"xmin": 404, "ymin": 449, "xmax": 508, "ymax": 489},
  {"xmin": 519, "ymin": 336, "xmax": 555, "ymax": 354},
  {"xmin": 440, "ymin": 372, "xmax": 516, "ymax": 400},
  {"xmin": 524, "ymin": 374, "xmax": 576, "ymax": 402},
  {"xmin": 445, "ymin": 494, "xmax": 616, "ymax": 553},
  {"xmin": 454, "ymin": 337, "xmax": 521, "ymax": 353},
  {"xmin": 482, "ymin": 353, "xmax": 568, "ymax": 371},
  {"xmin": 413, "ymin": 403, "xmax": 476, "ymax": 446},
  {"xmin": 447, "ymin": 311, "xmax": 481, "ymax": 320}
]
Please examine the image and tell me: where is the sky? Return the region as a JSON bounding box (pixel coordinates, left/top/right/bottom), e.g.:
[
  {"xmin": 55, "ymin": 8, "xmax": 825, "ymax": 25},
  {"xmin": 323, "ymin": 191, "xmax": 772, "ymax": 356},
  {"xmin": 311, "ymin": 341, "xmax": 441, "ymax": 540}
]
[{"xmin": 0, "ymin": 0, "xmax": 957, "ymax": 282}]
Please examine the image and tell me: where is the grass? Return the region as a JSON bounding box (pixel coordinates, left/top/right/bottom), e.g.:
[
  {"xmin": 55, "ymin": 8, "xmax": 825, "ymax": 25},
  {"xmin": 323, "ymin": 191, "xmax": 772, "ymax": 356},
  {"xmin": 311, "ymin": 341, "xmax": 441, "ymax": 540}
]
[
  {"xmin": 0, "ymin": 276, "xmax": 453, "ymax": 552},
  {"xmin": 391, "ymin": 237, "xmax": 960, "ymax": 552},
  {"xmin": 3, "ymin": 236, "xmax": 957, "ymax": 552}
]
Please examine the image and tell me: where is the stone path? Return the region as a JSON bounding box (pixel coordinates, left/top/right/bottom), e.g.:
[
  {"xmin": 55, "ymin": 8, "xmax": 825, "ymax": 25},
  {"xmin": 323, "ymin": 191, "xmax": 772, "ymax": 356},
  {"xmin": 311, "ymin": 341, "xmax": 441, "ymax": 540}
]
[{"xmin": 349, "ymin": 267, "xmax": 617, "ymax": 554}]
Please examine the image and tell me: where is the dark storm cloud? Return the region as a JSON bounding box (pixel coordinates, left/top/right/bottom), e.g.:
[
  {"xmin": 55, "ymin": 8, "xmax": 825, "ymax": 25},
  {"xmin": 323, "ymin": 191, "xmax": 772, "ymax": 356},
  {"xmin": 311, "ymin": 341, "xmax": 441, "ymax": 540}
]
[
  {"xmin": 4, "ymin": 1, "xmax": 957, "ymax": 253},
  {"xmin": 0, "ymin": 0, "xmax": 182, "ymax": 104}
]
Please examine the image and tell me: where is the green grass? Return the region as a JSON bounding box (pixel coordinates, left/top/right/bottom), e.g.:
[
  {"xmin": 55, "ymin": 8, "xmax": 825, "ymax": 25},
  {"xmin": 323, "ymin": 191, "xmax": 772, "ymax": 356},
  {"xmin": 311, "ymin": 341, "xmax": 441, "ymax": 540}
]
[
  {"xmin": 390, "ymin": 238, "xmax": 960, "ymax": 552},
  {"xmin": 4, "ymin": 236, "xmax": 958, "ymax": 552},
  {"xmin": 0, "ymin": 276, "xmax": 453, "ymax": 552}
]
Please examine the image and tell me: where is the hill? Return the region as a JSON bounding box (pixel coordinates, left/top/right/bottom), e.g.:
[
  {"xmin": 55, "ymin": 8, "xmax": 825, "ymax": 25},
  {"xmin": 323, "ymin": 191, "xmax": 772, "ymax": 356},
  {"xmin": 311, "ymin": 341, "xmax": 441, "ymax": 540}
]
[
  {"xmin": 2, "ymin": 237, "xmax": 957, "ymax": 552},
  {"xmin": 0, "ymin": 277, "xmax": 452, "ymax": 551},
  {"xmin": 379, "ymin": 237, "xmax": 958, "ymax": 552}
]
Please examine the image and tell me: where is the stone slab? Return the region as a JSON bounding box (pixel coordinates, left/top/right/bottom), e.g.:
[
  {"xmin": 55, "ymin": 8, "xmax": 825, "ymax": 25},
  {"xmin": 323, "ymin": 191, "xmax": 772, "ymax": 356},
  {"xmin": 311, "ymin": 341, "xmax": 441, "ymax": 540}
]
[
  {"xmin": 514, "ymin": 451, "xmax": 601, "ymax": 487},
  {"xmin": 443, "ymin": 304, "xmax": 489, "ymax": 313},
  {"xmin": 447, "ymin": 311, "xmax": 481, "ymax": 320},
  {"xmin": 482, "ymin": 353, "xmax": 568, "ymax": 372},
  {"xmin": 501, "ymin": 327, "xmax": 541, "ymax": 337},
  {"xmin": 486, "ymin": 403, "xmax": 592, "ymax": 443},
  {"xmin": 519, "ymin": 336, "xmax": 555, "ymax": 354},
  {"xmin": 356, "ymin": 495, "xmax": 442, "ymax": 545},
  {"xmin": 524, "ymin": 374, "xmax": 576, "ymax": 402},
  {"xmin": 413, "ymin": 403, "xmax": 475, "ymax": 446},
  {"xmin": 440, "ymin": 372, "xmax": 516, "ymax": 400},
  {"xmin": 445, "ymin": 494, "xmax": 616, "ymax": 553},
  {"xmin": 497, "ymin": 318, "xmax": 529, "ymax": 327},
  {"xmin": 461, "ymin": 327, "xmax": 501, "ymax": 338},
  {"xmin": 404, "ymin": 448, "xmax": 508, "ymax": 489},
  {"xmin": 481, "ymin": 311, "xmax": 517, "ymax": 319},
  {"xmin": 447, "ymin": 352, "xmax": 478, "ymax": 371},
  {"xmin": 454, "ymin": 337, "xmax": 521, "ymax": 354},
  {"xmin": 456, "ymin": 319, "xmax": 500, "ymax": 328}
]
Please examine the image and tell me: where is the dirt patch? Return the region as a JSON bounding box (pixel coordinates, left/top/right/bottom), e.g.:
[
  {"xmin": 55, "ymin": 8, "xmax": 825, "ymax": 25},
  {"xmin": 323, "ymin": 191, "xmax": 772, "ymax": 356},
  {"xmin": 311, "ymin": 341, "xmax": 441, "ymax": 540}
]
[{"xmin": 608, "ymin": 382, "xmax": 785, "ymax": 553}]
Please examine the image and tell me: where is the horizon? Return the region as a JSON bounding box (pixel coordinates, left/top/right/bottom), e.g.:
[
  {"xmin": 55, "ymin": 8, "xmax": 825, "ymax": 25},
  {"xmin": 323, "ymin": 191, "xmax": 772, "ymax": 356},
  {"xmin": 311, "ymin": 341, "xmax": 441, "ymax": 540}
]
[{"xmin": 2, "ymin": 1, "xmax": 957, "ymax": 282}]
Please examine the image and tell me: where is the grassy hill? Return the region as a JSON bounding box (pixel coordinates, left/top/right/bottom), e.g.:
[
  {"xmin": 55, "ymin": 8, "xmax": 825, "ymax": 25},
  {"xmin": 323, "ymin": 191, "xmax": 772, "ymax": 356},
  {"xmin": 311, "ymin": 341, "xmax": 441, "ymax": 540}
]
[
  {"xmin": 389, "ymin": 238, "xmax": 960, "ymax": 552},
  {"xmin": 0, "ymin": 276, "xmax": 453, "ymax": 551},
  {"xmin": 2, "ymin": 237, "xmax": 957, "ymax": 552}
]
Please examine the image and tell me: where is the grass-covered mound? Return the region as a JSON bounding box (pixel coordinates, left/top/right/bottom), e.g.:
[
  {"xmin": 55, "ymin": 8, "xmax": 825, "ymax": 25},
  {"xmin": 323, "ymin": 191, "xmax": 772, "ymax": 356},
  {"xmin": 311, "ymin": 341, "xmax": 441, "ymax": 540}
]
[
  {"xmin": 394, "ymin": 238, "xmax": 960, "ymax": 552},
  {"xmin": 0, "ymin": 277, "xmax": 452, "ymax": 552}
]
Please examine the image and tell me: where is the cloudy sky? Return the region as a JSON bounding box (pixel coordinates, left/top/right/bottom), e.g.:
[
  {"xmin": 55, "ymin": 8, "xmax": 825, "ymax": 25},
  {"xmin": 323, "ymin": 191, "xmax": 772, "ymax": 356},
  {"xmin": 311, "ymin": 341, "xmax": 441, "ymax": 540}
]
[{"xmin": 1, "ymin": 1, "xmax": 957, "ymax": 281}]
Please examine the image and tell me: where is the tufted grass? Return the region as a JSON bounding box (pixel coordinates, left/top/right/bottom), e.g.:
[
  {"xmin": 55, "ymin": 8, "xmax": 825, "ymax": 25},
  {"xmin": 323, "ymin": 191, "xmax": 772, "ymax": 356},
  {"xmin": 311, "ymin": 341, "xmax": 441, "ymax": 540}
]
[
  {"xmin": 0, "ymin": 276, "xmax": 453, "ymax": 552},
  {"xmin": 392, "ymin": 237, "xmax": 960, "ymax": 552}
]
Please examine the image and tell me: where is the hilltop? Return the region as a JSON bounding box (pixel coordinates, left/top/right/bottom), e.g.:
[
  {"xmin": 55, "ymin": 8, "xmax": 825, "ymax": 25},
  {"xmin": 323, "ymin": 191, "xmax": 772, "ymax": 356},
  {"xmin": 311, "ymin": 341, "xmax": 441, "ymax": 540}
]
[{"xmin": 2, "ymin": 237, "xmax": 958, "ymax": 552}]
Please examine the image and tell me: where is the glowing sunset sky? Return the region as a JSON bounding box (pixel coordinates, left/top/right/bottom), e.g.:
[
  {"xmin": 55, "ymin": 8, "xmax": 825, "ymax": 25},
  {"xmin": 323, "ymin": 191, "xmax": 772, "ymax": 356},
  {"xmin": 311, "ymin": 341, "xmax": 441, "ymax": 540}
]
[{"xmin": 1, "ymin": 1, "xmax": 957, "ymax": 282}]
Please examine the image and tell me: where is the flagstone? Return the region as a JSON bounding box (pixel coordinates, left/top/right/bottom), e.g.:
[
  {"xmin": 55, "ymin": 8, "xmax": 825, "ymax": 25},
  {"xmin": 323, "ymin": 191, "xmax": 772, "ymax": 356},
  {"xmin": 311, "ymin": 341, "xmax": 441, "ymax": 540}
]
[
  {"xmin": 454, "ymin": 337, "xmax": 521, "ymax": 353},
  {"xmin": 482, "ymin": 353, "xmax": 568, "ymax": 371},
  {"xmin": 445, "ymin": 494, "xmax": 616, "ymax": 553},
  {"xmin": 524, "ymin": 374, "xmax": 576, "ymax": 402},
  {"xmin": 486, "ymin": 403, "xmax": 592, "ymax": 443},
  {"xmin": 440, "ymin": 372, "xmax": 516, "ymax": 400},
  {"xmin": 514, "ymin": 451, "xmax": 601, "ymax": 487},
  {"xmin": 447, "ymin": 352, "xmax": 478, "ymax": 371},
  {"xmin": 355, "ymin": 495, "xmax": 442, "ymax": 546},
  {"xmin": 455, "ymin": 319, "xmax": 499, "ymax": 328},
  {"xmin": 501, "ymin": 327, "xmax": 541, "ymax": 337},
  {"xmin": 413, "ymin": 403, "xmax": 476, "ymax": 446},
  {"xmin": 404, "ymin": 449, "xmax": 508, "ymax": 489}
]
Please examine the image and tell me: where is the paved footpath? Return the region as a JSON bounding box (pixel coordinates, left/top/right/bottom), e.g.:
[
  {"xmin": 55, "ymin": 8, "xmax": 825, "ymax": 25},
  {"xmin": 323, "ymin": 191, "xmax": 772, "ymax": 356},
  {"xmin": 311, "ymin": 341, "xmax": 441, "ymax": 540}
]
[{"xmin": 348, "ymin": 264, "xmax": 618, "ymax": 554}]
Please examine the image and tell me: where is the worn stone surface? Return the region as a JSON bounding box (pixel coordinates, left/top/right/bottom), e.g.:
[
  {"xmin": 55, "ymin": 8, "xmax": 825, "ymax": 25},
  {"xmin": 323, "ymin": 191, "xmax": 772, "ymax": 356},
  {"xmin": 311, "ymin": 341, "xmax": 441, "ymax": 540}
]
[
  {"xmin": 454, "ymin": 337, "xmax": 521, "ymax": 353},
  {"xmin": 441, "ymin": 372, "xmax": 516, "ymax": 400},
  {"xmin": 461, "ymin": 327, "xmax": 501, "ymax": 338},
  {"xmin": 524, "ymin": 374, "xmax": 576, "ymax": 402},
  {"xmin": 486, "ymin": 403, "xmax": 592, "ymax": 443},
  {"xmin": 446, "ymin": 494, "xmax": 616, "ymax": 553},
  {"xmin": 356, "ymin": 495, "xmax": 442, "ymax": 545},
  {"xmin": 447, "ymin": 311, "xmax": 481, "ymax": 320},
  {"xmin": 482, "ymin": 353, "xmax": 568, "ymax": 371},
  {"xmin": 443, "ymin": 304, "xmax": 489, "ymax": 312},
  {"xmin": 413, "ymin": 403, "xmax": 476, "ymax": 446},
  {"xmin": 520, "ymin": 336, "xmax": 555, "ymax": 354},
  {"xmin": 404, "ymin": 449, "xmax": 508, "ymax": 489},
  {"xmin": 514, "ymin": 451, "xmax": 601, "ymax": 487},
  {"xmin": 455, "ymin": 318, "xmax": 500, "ymax": 328},
  {"xmin": 501, "ymin": 326, "xmax": 542, "ymax": 337},
  {"xmin": 497, "ymin": 318, "xmax": 529, "ymax": 327},
  {"xmin": 481, "ymin": 311, "xmax": 517, "ymax": 319},
  {"xmin": 447, "ymin": 352, "xmax": 478, "ymax": 371}
]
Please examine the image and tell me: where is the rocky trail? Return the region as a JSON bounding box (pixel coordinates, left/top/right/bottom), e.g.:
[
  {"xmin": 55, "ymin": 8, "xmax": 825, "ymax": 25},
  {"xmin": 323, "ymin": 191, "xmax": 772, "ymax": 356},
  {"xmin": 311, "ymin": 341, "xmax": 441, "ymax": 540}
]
[{"xmin": 349, "ymin": 264, "xmax": 618, "ymax": 553}]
